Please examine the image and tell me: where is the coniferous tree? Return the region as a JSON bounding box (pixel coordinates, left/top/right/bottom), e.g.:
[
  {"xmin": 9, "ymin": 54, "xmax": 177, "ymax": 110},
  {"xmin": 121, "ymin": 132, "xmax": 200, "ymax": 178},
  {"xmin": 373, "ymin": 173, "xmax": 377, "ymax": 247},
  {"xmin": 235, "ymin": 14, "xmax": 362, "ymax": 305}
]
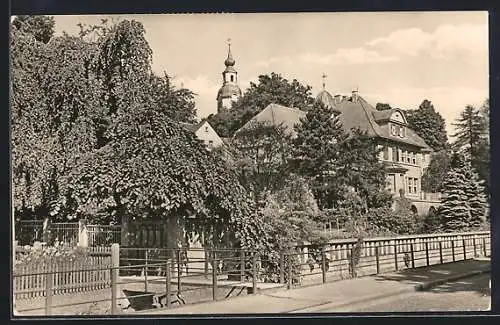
[
  {"xmin": 439, "ymin": 168, "xmax": 470, "ymax": 232},
  {"xmin": 452, "ymin": 105, "xmax": 486, "ymax": 160},
  {"xmin": 439, "ymin": 153, "xmax": 488, "ymax": 231},
  {"xmin": 463, "ymin": 164, "xmax": 488, "ymax": 227},
  {"xmin": 292, "ymin": 100, "xmax": 348, "ymax": 209}
]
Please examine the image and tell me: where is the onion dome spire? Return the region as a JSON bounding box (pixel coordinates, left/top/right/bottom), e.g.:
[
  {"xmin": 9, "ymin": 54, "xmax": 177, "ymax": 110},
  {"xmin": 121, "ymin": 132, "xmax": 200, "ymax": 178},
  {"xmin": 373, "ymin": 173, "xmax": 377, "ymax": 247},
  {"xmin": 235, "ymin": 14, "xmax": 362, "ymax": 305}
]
[{"xmin": 224, "ymin": 38, "xmax": 235, "ymax": 66}]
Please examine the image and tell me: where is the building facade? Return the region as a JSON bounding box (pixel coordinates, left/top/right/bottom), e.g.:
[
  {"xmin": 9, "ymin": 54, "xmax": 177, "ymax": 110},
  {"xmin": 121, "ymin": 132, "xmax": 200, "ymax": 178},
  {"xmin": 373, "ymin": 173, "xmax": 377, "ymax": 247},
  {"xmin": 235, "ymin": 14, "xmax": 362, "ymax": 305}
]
[{"xmin": 180, "ymin": 120, "xmax": 224, "ymax": 150}]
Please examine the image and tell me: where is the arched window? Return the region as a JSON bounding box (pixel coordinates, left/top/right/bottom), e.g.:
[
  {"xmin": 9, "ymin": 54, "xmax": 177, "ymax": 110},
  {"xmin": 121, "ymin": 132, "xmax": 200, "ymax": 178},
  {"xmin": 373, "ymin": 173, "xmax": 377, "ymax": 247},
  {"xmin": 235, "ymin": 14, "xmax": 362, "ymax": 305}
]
[{"xmin": 230, "ymin": 75, "xmax": 234, "ymax": 82}]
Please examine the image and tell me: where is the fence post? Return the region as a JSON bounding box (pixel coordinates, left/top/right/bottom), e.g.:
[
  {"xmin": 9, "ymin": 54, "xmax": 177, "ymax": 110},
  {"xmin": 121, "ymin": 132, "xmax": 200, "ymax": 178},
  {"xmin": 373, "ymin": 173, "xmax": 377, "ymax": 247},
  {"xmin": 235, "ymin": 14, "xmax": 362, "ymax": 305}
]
[
  {"xmin": 177, "ymin": 249, "xmax": 182, "ymax": 295},
  {"xmin": 45, "ymin": 269, "xmax": 53, "ymax": 316},
  {"xmin": 212, "ymin": 256, "xmax": 218, "ymax": 301},
  {"xmin": 240, "ymin": 250, "xmax": 245, "ymax": 282},
  {"xmin": 165, "ymin": 259, "xmax": 171, "ymax": 308},
  {"xmin": 287, "ymin": 253, "xmax": 292, "ymax": 289},
  {"xmin": 78, "ymin": 219, "xmax": 88, "ymax": 248},
  {"xmin": 394, "ymin": 243, "xmax": 398, "ymax": 271},
  {"xmin": 409, "ymin": 243, "xmax": 415, "ymax": 268},
  {"xmin": 451, "ymin": 240, "xmax": 455, "ymax": 262},
  {"xmin": 204, "ymin": 249, "xmax": 209, "ymax": 279},
  {"xmin": 425, "ymin": 242, "xmax": 430, "ymax": 266},
  {"xmin": 279, "ymin": 251, "xmax": 285, "ymax": 284},
  {"xmin": 110, "ymin": 243, "xmax": 119, "ymax": 315},
  {"xmin": 321, "ymin": 247, "xmax": 327, "ymax": 284},
  {"xmin": 473, "ymin": 235, "xmax": 477, "ymax": 257},
  {"xmin": 439, "ymin": 241, "xmax": 443, "ymax": 264},
  {"xmin": 482, "ymin": 237, "xmax": 487, "ymax": 256},
  {"xmin": 252, "ymin": 252, "xmax": 257, "ymax": 294},
  {"xmin": 462, "ymin": 238, "xmax": 467, "ymax": 260},
  {"xmin": 375, "ymin": 245, "xmax": 380, "ymax": 274},
  {"xmin": 144, "ymin": 250, "xmax": 149, "ymax": 292},
  {"xmin": 350, "ymin": 248, "xmax": 356, "ymax": 277}
]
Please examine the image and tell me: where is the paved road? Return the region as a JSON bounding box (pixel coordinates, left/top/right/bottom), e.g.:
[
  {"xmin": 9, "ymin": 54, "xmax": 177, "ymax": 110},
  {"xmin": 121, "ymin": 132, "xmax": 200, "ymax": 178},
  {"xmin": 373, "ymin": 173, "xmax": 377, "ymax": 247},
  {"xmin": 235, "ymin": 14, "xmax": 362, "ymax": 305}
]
[{"xmin": 324, "ymin": 273, "xmax": 490, "ymax": 312}]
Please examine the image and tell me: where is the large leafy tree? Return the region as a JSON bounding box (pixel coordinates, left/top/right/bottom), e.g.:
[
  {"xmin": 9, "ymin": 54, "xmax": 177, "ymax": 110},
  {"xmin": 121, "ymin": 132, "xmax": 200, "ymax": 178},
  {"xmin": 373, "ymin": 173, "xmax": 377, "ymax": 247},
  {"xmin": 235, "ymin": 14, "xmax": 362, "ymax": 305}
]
[
  {"xmin": 406, "ymin": 99, "xmax": 449, "ymax": 152},
  {"xmin": 11, "ymin": 21, "xmax": 101, "ymax": 219},
  {"xmin": 207, "ymin": 72, "xmax": 315, "ymax": 137},
  {"xmin": 230, "ymin": 121, "xmax": 293, "ymax": 197},
  {"xmin": 149, "ymin": 73, "xmax": 197, "ymax": 123},
  {"xmin": 59, "ymin": 105, "xmax": 265, "ymax": 249},
  {"xmin": 12, "ymin": 18, "xmax": 267, "ymax": 252}
]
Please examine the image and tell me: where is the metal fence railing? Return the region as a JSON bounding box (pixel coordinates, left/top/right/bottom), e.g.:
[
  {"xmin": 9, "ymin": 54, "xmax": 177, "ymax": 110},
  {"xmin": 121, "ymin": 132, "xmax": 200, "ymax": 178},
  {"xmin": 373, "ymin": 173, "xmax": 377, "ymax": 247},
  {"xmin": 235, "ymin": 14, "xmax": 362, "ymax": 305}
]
[{"xmin": 12, "ymin": 231, "xmax": 491, "ymax": 315}]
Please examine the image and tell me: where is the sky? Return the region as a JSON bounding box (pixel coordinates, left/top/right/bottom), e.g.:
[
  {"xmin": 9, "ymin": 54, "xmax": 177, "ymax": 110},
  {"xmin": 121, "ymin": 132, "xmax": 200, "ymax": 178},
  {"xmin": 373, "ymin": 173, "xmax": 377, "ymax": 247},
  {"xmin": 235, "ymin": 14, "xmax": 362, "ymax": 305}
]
[{"xmin": 52, "ymin": 12, "xmax": 489, "ymax": 137}]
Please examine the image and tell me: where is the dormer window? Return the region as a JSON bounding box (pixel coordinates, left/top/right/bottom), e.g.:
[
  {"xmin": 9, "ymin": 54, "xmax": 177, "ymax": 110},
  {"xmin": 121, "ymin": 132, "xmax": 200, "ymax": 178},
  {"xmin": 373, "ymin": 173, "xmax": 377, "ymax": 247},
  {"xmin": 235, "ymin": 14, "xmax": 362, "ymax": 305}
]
[{"xmin": 391, "ymin": 123, "xmax": 405, "ymax": 137}]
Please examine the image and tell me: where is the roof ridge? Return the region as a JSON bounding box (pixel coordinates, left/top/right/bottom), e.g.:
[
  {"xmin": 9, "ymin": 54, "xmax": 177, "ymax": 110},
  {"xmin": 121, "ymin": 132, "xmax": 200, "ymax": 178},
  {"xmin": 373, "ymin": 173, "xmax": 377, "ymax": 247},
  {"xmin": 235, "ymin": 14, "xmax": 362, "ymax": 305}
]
[{"xmin": 270, "ymin": 103, "xmax": 306, "ymax": 113}]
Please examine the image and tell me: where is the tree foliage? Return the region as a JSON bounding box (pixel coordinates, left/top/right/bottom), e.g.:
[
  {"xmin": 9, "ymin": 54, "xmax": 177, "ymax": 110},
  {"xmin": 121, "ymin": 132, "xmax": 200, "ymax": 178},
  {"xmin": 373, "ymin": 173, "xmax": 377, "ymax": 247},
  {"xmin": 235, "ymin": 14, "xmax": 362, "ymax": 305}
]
[
  {"xmin": 375, "ymin": 103, "xmax": 392, "ymax": 111},
  {"xmin": 12, "ymin": 18, "xmax": 266, "ymax": 250},
  {"xmin": 439, "ymin": 153, "xmax": 487, "ymax": 232},
  {"xmin": 421, "ymin": 150, "xmax": 451, "ymax": 192},
  {"xmin": 452, "ymin": 101, "xmax": 490, "ymax": 193},
  {"xmin": 406, "ymin": 99, "xmax": 449, "ymax": 152},
  {"xmin": 292, "ymin": 101, "xmax": 391, "ymax": 211},
  {"xmin": 292, "ymin": 101, "xmax": 349, "ymax": 208},
  {"xmin": 12, "ymin": 15, "xmax": 55, "ymax": 44},
  {"xmin": 207, "ymin": 72, "xmax": 314, "ymax": 137},
  {"xmin": 230, "ymin": 121, "xmax": 293, "ymax": 197}
]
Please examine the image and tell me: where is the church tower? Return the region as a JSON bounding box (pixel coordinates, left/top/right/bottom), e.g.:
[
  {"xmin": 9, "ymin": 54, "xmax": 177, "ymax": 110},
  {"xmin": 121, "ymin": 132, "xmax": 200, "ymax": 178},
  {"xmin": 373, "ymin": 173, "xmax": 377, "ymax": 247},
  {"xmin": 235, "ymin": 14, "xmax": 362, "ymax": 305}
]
[{"xmin": 217, "ymin": 39, "xmax": 242, "ymax": 113}]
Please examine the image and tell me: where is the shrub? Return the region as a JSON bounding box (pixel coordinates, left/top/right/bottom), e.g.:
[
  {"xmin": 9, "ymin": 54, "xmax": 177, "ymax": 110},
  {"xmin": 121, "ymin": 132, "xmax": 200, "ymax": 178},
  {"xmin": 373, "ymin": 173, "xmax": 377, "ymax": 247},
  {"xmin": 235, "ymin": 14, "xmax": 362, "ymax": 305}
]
[{"xmin": 14, "ymin": 243, "xmax": 90, "ymax": 273}]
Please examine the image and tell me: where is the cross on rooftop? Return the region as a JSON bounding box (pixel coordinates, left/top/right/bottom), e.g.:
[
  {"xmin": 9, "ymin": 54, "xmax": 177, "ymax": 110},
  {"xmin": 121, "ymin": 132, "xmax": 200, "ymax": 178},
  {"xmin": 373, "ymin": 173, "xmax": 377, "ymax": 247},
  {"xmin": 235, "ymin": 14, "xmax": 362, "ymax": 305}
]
[{"xmin": 322, "ymin": 73, "xmax": 327, "ymax": 90}]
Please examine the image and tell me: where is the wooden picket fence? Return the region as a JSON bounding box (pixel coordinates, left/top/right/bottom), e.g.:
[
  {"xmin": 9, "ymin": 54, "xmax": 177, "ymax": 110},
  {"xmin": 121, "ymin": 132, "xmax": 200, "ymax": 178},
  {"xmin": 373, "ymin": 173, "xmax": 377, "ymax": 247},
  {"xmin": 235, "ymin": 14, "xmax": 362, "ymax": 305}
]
[{"xmin": 13, "ymin": 247, "xmax": 112, "ymax": 300}]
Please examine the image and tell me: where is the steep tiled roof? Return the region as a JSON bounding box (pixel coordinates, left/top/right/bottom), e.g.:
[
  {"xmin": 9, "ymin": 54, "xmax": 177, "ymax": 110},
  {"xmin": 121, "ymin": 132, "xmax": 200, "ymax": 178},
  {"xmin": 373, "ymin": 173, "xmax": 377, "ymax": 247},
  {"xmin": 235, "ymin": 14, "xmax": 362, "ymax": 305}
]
[
  {"xmin": 235, "ymin": 103, "xmax": 307, "ymax": 138},
  {"xmin": 234, "ymin": 95, "xmax": 432, "ymax": 151},
  {"xmin": 334, "ymin": 97, "xmax": 431, "ymax": 149}
]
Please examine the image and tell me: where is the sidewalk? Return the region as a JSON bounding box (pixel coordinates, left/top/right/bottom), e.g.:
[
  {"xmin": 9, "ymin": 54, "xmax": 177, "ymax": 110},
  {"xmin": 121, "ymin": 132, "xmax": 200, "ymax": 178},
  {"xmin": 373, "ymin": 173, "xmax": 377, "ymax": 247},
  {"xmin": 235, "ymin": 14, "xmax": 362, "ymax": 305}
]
[{"xmin": 140, "ymin": 258, "xmax": 490, "ymax": 315}]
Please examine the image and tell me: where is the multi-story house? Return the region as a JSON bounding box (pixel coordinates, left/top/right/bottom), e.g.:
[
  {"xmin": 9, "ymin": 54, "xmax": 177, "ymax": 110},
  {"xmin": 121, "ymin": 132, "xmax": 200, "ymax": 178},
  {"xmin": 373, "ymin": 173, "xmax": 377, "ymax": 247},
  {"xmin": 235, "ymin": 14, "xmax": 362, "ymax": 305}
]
[{"xmin": 235, "ymin": 88, "xmax": 441, "ymax": 217}]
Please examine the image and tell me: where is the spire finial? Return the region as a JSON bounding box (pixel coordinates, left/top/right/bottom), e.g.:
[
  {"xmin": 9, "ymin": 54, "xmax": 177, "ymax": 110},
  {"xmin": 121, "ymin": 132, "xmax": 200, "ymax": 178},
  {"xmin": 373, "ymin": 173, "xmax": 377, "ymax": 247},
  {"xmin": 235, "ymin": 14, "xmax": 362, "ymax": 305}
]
[
  {"xmin": 322, "ymin": 73, "xmax": 327, "ymax": 90},
  {"xmin": 227, "ymin": 38, "xmax": 231, "ymax": 49}
]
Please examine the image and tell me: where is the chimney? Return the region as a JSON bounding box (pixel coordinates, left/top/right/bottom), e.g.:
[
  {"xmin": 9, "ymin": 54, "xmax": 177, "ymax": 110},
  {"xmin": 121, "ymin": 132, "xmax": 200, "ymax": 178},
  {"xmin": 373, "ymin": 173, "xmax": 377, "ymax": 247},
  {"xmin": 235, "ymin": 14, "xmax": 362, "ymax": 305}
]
[
  {"xmin": 334, "ymin": 94, "xmax": 341, "ymax": 105},
  {"xmin": 352, "ymin": 90, "xmax": 358, "ymax": 102}
]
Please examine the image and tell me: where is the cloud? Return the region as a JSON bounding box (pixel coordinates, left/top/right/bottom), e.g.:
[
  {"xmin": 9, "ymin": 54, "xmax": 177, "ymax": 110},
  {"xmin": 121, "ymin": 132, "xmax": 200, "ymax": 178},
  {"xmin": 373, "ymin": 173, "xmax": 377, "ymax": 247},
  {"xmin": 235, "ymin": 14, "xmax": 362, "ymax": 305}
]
[
  {"xmin": 366, "ymin": 23, "xmax": 488, "ymax": 60},
  {"xmin": 300, "ymin": 47, "xmax": 400, "ymax": 65}
]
